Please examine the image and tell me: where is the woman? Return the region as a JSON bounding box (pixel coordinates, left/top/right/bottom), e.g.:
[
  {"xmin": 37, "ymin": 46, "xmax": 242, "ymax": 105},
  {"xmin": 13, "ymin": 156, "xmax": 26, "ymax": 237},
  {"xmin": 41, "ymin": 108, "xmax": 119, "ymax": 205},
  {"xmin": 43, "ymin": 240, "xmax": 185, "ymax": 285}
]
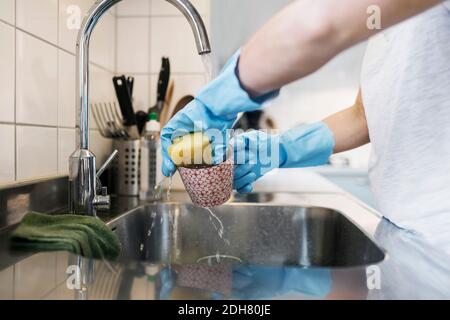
[{"xmin": 161, "ymin": 0, "xmax": 450, "ymax": 249}]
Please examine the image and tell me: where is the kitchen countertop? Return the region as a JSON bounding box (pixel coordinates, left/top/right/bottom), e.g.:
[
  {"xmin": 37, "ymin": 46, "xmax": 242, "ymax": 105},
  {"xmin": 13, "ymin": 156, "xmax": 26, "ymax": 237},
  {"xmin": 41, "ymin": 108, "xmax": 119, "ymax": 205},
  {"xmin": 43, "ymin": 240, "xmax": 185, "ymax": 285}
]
[{"xmin": 0, "ymin": 169, "xmax": 449, "ymax": 300}]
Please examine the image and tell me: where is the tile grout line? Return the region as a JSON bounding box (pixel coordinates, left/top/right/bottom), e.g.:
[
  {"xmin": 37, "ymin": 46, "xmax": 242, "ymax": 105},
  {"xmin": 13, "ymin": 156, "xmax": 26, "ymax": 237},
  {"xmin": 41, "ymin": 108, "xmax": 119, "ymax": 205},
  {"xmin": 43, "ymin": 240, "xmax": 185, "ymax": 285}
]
[
  {"xmin": 0, "ymin": 17, "xmax": 116, "ymax": 75},
  {"xmin": 0, "ymin": 121, "xmax": 102, "ymax": 133},
  {"xmin": 114, "ymin": 3, "xmax": 118, "ymax": 75}
]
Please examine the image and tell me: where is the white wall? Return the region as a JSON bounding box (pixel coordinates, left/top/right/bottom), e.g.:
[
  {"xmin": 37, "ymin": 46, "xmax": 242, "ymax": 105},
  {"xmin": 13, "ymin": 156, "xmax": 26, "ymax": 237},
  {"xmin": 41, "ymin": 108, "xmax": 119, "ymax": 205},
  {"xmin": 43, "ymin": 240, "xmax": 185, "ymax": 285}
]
[
  {"xmin": 115, "ymin": 0, "xmax": 210, "ymax": 114},
  {"xmin": 0, "ymin": 0, "xmax": 115, "ymax": 185},
  {"xmin": 265, "ymin": 43, "xmax": 371, "ymax": 169},
  {"xmin": 211, "ymin": 0, "xmax": 290, "ymax": 73},
  {"xmin": 210, "ymin": 0, "xmax": 371, "ymax": 169}
]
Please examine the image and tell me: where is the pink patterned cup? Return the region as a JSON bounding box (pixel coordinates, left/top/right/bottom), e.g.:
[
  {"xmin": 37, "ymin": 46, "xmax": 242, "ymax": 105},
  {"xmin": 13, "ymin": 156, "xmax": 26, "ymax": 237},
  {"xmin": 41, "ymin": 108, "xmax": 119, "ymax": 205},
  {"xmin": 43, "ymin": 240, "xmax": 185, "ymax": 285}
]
[{"xmin": 178, "ymin": 158, "xmax": 234, "ymax": 207}]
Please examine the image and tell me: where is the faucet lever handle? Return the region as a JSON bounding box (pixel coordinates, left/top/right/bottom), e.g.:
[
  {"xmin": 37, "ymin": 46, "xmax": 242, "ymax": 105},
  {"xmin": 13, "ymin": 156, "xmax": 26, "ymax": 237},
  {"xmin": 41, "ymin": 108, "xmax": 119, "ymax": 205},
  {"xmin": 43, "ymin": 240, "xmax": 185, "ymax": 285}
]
[
  {"xmin": 93, "ymin": 192, "xmax": 110, "ymax": 210},
  {"xmin": 97, "ymin": 149, "xmax": 119, "ymax": 178},
  {"xmin": 94, "ymin": 150, "xmax": 118, "ymax": 211}
]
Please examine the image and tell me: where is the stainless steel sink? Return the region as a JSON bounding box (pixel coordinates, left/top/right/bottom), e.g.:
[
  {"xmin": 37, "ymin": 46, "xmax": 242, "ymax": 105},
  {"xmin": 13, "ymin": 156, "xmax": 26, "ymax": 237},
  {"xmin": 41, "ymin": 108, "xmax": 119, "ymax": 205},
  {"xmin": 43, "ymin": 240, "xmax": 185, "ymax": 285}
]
[{"xmin": 108, "ymin": 202, "xmax": 385, "ymax": 268}]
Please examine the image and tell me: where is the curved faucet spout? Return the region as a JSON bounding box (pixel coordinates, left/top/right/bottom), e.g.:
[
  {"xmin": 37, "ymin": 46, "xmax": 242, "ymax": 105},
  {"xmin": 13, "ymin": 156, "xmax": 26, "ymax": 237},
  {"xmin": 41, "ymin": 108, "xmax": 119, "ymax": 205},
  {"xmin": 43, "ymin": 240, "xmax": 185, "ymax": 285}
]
[
  {"xmin": 166, "ymin": 0, "xmax": 211, "ymax": 54},
  {"xmin": 76, "ymin": 0, "xmax": 121, "ymax": 150}
]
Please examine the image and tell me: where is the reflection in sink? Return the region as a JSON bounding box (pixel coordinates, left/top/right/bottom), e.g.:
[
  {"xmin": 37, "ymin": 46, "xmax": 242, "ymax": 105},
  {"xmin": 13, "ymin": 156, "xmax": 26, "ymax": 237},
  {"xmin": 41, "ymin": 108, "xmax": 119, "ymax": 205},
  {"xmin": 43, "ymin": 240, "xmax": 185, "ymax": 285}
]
[
  {"xmin": 231, "ymin": 193, "xmax": 275, "ymax": 203},
  {"xmin": 109, "ymin": 203, "xmax": 385, "ymax": 268}
]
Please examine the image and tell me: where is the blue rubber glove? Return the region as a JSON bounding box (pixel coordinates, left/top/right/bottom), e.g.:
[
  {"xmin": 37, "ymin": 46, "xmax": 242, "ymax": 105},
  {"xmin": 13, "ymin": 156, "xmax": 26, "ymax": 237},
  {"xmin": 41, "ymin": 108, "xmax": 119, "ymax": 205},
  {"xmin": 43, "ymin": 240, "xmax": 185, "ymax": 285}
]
[
  {"xmin": 233, "ymin": 122, "xmax": 335, "ymax": 193},
  {"xmin": 232, "ymin": 266, "xmax": 332, "ymax": 300},
  {"xmin": 161, "ymin": 50, "xmax": 278, "ymax": 177},
  {"xmin": 157, "ymin": 267, "xmax": 177, "ymax": 300}
]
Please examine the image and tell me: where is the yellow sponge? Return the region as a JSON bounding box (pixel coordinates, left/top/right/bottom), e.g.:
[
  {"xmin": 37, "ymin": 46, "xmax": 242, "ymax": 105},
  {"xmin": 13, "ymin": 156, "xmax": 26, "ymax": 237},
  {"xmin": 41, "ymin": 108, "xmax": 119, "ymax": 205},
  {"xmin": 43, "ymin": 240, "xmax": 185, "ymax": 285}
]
[{"xmin": 168, "ymin": 132, "xmax": 212, "ymax": 166}]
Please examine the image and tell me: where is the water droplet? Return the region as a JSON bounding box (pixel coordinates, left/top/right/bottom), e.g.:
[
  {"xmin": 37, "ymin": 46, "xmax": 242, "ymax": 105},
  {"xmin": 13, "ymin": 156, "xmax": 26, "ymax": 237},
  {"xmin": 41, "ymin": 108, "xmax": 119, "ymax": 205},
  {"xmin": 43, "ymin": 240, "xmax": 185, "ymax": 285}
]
[{"xmin": 166, "ymin": 174, "xmax": 173, "ymax": 201}]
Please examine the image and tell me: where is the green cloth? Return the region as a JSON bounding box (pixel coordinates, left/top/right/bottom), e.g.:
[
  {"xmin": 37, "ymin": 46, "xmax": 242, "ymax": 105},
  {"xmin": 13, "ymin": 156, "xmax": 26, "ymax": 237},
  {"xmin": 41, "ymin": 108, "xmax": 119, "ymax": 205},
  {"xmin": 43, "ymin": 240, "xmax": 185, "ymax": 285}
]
[{"xmin": 10, "ymin": 212, "xmax": 121, "ymax": 260}]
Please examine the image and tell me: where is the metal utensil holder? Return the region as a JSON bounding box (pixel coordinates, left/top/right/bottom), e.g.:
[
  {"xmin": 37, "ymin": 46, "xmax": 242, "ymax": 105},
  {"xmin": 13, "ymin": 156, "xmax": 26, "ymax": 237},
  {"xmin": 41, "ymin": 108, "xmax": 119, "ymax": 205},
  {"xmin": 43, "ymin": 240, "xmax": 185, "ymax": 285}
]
[{"xmin": 113, "ymin": 139, "xmax": 141, "ymax": 197}]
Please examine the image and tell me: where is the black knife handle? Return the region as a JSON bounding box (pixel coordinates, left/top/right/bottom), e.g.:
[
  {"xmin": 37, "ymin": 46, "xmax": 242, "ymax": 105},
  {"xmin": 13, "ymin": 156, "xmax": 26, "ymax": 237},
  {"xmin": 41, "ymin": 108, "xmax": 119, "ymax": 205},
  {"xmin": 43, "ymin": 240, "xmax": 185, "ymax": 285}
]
[
  {"xmin": 127, "ymin": 76, "xmax": 134, "ymax": 97},
  {"xmin": 157, "ymin": 57, "xmax": 171, "ymax": 104},
  {"xmin": 113, "ymin": 75, "xmax": 137, "ymax": 126}
]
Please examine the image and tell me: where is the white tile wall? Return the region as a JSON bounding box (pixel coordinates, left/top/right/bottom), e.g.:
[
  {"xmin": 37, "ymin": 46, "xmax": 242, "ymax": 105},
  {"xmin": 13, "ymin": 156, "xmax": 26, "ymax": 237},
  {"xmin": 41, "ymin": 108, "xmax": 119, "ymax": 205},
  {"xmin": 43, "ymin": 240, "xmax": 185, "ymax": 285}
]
[
  {"xmin": 89, "ymin": 65, "xmax": 118, "ymax": 131},
  {"xmin": 16, "ymin": 31, "xmax": 58, "ymax": 126},
  {"xmin": 58, "ymin": 50, "xmax": 76, "ymax": 128},
  {"xmin": 116, "ymin": 0, "xmax": 209, "ymax": 17},
  {"xmin": 151, "ymin": 0, "xmax": 209, "ymax": 16},
  {"xmin": 150, "ymin": 16, "xmax": 206, "ymax": 73},
  {"xmin": 116, "ymin": 0, "xmax": 210, "ymax": 99},
  {"xmin": 131, "ymin": 74, "xmax": 150, "ymax": 111},
  {"xmin": 0, "ymin": 125, "xmax": 15, "ymax": 183},
  {"xmin": 1, "ymin": 0, "xmax": 211, "ymax": 185},
  {"xmin": 0, "ymin": 0, "xmax": 118, "ymax": 185},
  {"xmin": 16, "ymin": 125, "xmax": 58, "ymax": 180},
  {"xmin": 16, "ymin": 0, "xmax": 58, "ymax": 44},
  {"xmin": 116, "ymin": 17, "xmax": 150, "ymax": 73},
  {"xmin": 58, "ymin": 128, "xmax": 75, "ymax": 175},
  {"xmin": 117, "ymin": 0, "xmax": 150, "ymax": 16},
  {"xmin": 90, "ymin": 129, "xmax": 113, "ymax": 166},
  {"xmin": 0, "ymin": 0, "xmax": 15, "ymax": 24},
  {"xmin": 0, "ymin": 22, "xmax": 15, "ymax": 123},
  {"xmin": 58, "ymin": 0, "xmax": 92, "ymax": 53},
  {"xmin": 91, "ymin": 12, "xmax": 116, "ymax": 71}
]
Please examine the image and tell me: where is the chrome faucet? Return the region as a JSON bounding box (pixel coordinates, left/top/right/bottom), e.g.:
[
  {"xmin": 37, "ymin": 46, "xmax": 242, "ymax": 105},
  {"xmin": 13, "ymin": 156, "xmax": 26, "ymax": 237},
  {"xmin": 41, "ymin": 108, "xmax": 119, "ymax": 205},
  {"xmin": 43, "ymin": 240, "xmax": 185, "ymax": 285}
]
[{"xmin": 69, "ymin": 0, "xmax": 211, "ymax": 216}]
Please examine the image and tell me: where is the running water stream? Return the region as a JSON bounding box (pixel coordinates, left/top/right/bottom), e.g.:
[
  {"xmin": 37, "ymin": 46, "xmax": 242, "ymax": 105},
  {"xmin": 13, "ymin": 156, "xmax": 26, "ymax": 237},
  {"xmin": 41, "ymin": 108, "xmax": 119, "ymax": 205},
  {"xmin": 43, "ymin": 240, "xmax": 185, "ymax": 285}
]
[
  {"xmin": 205, "ymin": 207, "xmax": 230, "ymax": 246},
  {"xmin": 201, "ymin": 53, "xmax": 213, "ymax": 83},
  {"xmin": 153, "ymin": 173, "xmax": 173, "ymax": 201},
  {"xmin": 153, "ymin": 54, "xmax": 230, "ymax": 260},
  {"xmin": 201, "ymin": 53, "xmax": 234, "ymax": 245},
  {"xmin": 166, "ymin": 174, "xmax": 173, "ymax": 201},
  {"xmin": 200, "ymin": 54, "xmax": 231, "ymax": 245}
]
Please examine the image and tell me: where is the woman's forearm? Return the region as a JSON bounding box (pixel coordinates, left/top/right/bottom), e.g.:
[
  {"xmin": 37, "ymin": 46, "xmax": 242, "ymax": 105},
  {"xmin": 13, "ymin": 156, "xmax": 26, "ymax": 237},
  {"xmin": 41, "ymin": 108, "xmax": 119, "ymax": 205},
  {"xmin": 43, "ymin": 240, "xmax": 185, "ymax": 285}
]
[
  {"xmin": 323, "ymin": 91, "xmax": 370, "ymax": 153},
  {"xmin": 239, "ymin": 0, "xmax": 442, "ymax": 97}
]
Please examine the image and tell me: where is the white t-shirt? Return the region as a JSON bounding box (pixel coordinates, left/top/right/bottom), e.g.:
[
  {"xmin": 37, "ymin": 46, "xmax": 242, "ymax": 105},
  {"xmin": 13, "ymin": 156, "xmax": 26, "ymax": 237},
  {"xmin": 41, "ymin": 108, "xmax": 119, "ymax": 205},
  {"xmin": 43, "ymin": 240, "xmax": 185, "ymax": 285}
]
[{"xmin": 361, "ymin": 1, "xmax": 450, "ymax": 247}]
